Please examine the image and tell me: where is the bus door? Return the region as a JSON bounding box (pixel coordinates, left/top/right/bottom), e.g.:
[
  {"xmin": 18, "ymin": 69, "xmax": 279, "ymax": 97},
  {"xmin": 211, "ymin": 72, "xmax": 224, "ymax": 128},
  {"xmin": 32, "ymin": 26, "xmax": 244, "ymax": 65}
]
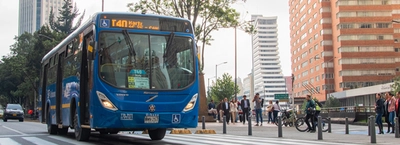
[
  {"xmin": 56, "ymin": 52, "xmax": 64, "ymax": 126},
  {"xmin": 41, "ymin": 64, "xmax": 49, "ymax": 123},
  {"xmin": 80, "ymin": 33, "xmax": 92, "ymax": 125}
]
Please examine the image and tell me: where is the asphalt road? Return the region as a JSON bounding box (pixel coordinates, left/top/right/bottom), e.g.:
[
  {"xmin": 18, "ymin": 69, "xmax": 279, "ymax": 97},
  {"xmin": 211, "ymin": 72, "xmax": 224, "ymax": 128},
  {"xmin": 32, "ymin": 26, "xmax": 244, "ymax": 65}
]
[{"xmin": 0, "ymin": 119, "xmax": 398, "ymax": 145}]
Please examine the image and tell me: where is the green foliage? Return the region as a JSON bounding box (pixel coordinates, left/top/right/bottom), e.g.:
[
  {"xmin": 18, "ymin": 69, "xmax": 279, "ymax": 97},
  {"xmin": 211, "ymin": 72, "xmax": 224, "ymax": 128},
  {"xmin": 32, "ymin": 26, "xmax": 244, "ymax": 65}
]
[
  {"xmin": 391, "ymin": 76, "xmax": 400, "ymax": 95},
  {"xmin": 0, "ymin": 2, "xmax": 84, "ymax": 108},
  {"xmin": 127, "ymin": 0, "xmax": 251, "ymax": 72},
  {"xmin": 324, "ymin": 96, "xmax": 341, "ymax": 107},
  {"xmin": 49, "ymin": 0, "xmax": 85, "ymax": 34},
  {"xmin": 210, "ymin": 73, "xmax": 240, "ymax": 103}
]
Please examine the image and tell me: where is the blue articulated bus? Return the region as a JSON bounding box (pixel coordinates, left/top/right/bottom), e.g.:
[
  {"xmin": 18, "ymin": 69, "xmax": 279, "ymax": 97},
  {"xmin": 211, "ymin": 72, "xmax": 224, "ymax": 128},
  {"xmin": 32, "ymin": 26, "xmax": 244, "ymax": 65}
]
[{"xmin": 38, "ymin": 12, "xmax": 199, "ymax": 141}]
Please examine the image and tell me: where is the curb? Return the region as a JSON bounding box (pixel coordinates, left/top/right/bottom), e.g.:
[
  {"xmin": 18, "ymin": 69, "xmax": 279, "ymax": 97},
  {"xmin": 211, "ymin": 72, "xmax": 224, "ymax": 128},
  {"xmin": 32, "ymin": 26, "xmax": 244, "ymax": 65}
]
[
  {"xmin": 170, "ymin": 129, "xmax": 192, "ymax": 134},
  {"xmin": 194, "ymin": 129, "xmax": 216, "ymax": 134}
]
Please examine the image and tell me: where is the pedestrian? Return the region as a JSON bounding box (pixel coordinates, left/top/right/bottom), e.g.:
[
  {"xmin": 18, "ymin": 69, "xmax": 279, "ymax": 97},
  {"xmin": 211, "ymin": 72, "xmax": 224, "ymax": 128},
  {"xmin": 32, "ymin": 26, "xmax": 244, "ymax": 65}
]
[
  {"xmin": 375, "ymin": 93, "xmax": 384, "ymax": 134},
  {"xmin": 230, "ymin": 98, "xmax": 238, "ymax": 125},
  {"xmin": 314, "ymin": 100, "xmax": 323, "ymax": 124},
  {"xmin": 386, "ymin": 92, "xmax": 396, "ymax": 133},
  {"xmin": 252, "ymin": 93, "xmax": 263, "ymax": 126},
  {"xmin": 384, "ymin": 93, "xmax": 391, "ymax": 133},
  {"xmin": 222, "ymin": 98, "xmax": 231, "ymax": 125},
  {"xmin": 266, "ymin": 100, "xmax": 273, "ymax": 124},
  {"xmin": 240, "ymin": 95, "xmax": 250, "ymax": 125},
  {"xmin": 272, "ymin": 100, "xmax": 281, "ymax": 124},
  {"xmin": 28, "ymin": 109, "xmax": 33, "ymax": 119},
  {"xmin": 396, "ymin": 91, "xmax": 400, "ymax": 133},
  {"xmin": 304, "ymin": 95, "xmax": 316, "ymax": 133},
  {"xmin": 208, "ymin": 100, "xmax": 218, "ymax": 119}
]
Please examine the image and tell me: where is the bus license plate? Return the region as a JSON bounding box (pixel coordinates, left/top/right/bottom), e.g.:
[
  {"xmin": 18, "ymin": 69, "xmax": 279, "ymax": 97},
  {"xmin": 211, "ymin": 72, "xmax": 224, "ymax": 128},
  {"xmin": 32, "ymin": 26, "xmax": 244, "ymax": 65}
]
[
  {"xmin": 144, "ymin": 116, "xmax": 159, "ymax": 123},
  {"xmin": 12, "ymin": 114, "xmax": 16, "ymax": 116}
]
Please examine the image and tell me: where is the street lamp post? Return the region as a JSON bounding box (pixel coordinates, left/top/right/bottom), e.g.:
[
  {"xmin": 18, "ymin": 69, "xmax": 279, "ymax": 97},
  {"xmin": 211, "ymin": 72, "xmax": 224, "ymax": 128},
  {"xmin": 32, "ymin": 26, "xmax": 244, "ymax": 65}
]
[
  {"xmin": 207, "ymin": 76, "xmax": 216, "ymax": 97},
  {"xmin": 102, "ymin": 0, "xmax": 104, "ymax": 11},
  {"xmin": 38, "ymin": 34, "xmax": 55, "ymax": 41},
  {"xmin": 215, "ymin": 62, "xmax": 228, "ymax": 81}
]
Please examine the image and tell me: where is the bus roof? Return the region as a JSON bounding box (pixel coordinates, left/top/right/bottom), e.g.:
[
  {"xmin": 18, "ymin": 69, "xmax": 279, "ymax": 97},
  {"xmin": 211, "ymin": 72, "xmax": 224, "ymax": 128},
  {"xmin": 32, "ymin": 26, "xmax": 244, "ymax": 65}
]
[{"xmin": 41, "ymin": 12, "xmax": 192, "ymax": 63}]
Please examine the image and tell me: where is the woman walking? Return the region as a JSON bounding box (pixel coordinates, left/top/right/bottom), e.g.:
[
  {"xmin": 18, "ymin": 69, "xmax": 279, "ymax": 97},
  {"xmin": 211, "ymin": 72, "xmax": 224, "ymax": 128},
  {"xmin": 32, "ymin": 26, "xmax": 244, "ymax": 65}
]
[
  {"xmin": 386, "ymin": 92, "xmax": 396, "ymax": 133},
  {"xmin": 375, "ymin": 93, "xmax": 384, "ymax": 134},
  {"xmin": 266, "ymin": 100, "xmax": 273, "ymax": 124},
  {"xmin": 230, "ymin": 98, "xmax": 238, "ymax": 125}
]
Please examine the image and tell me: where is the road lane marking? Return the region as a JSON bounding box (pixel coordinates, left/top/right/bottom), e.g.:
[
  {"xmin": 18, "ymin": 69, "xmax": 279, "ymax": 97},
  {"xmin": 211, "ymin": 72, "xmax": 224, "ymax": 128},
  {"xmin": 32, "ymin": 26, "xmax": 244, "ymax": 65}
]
[
  {"xmin": 48, "ymin": 136, "xmax": 94, "ymax": 145},
  {"xmin": 1, "ymin": 126, "xmax": 27, "ymax": 135},
  {"xmin": 0, "ymin": 138, "xmax": 20, "ymax": 145},
  {"xmin": 21, "ymin": 137, "xmax": 57, "ymax": 145}
]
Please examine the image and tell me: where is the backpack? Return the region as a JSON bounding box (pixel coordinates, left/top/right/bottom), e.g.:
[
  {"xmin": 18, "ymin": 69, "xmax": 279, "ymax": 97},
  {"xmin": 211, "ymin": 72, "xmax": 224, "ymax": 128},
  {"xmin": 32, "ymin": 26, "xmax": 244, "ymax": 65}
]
[{"xmin": 261, "ymin": 99, "xmax": 264, "ymax": 107}]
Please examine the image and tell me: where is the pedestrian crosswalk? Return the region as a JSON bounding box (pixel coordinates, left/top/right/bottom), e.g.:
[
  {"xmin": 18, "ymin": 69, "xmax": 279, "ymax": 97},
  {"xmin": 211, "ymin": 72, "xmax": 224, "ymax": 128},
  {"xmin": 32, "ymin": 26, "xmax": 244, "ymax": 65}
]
[{"xmin": 0, "ymin": 133, "xmax": 361, "ymax": 145}]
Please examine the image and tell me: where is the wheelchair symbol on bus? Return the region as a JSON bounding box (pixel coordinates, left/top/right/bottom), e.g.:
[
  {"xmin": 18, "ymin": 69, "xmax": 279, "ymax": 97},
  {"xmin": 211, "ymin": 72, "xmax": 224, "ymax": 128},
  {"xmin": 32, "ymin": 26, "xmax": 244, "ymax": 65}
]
[
  {"xmin": 172, "ymin": 114, "xmax": 180, "ymax": 124},
  {"xmin": 100, "ymin": 19, "xmax": 110, "ymax": 28}
]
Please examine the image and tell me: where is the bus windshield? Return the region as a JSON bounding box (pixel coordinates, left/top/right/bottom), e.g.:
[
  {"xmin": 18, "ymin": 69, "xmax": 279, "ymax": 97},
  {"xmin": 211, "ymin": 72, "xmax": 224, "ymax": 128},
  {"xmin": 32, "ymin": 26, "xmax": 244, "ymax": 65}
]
[{"xmin": 98, "ymin": 32, "xmax": 195, "ymax": 90}]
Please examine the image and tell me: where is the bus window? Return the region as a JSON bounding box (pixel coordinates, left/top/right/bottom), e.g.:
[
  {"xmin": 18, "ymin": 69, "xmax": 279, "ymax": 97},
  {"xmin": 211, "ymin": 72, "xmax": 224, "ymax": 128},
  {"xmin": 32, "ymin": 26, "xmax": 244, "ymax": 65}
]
[{"xmin": 98, "ymin": 32, "xmax": 194, "ymax": 90}]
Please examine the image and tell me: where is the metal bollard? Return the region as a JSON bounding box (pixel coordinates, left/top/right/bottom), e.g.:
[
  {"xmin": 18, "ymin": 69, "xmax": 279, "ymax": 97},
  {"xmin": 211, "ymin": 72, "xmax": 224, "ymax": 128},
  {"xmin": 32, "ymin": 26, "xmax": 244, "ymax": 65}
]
[
  {"xmin": 370, "ymin": 116, "xmax": 376, "ymax": 143},
  {"xmin": 368, "ymin": 116, "xmax": 371, "ymax": 136},
  {"xmin": 202, "ymin": 116, "xmax": 205, "ymax": 129},
  {"xmin": 345, "ymin": 117, "xmax": 349, "ymax": 134},
  {"xmin": 328, "ymin": 117, "xmax": 332, "ymax": 133},
  {"xmin": 317, "ymin": 116, "xmax": 323, "ymax": 140},
  {"xmin": 396, "ymin": 117, "xmax": 399, "ymax": 138},
  {"xmin": 278, "ymin": 116, "xmax": 282, "ymax": 137},
  {"xmin": 248, "ymin": 116, "xmax": 252, "ymax": 136},
  {"xmin": 223, "ymin": 116, "xmax": 226, "ymax": 134}
]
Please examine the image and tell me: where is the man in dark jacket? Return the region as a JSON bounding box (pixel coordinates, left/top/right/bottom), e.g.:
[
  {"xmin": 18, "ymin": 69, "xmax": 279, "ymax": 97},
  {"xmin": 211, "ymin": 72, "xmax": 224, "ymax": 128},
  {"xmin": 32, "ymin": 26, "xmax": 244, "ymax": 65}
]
[
  {"xmin": 304, "ymin": 95, "xmax": 316, "ymax": 133},
  {"xmin": 240, "ymin": 95, "xmax": 250, "ymax": 125},
  {"xmin": 375, "ymin": 93, "xmax": 385, "ymax": 134},
  {"xmin": 221, "ymin": 97, "xmax": 231, "ymax": 124}
]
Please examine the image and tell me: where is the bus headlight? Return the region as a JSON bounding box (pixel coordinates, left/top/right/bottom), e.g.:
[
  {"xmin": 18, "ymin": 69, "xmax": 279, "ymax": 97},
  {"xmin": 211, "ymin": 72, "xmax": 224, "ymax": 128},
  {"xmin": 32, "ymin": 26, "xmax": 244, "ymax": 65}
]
[
  {"xmin": 183, "ymin": 93, "xmax": 198, "ymax": 112},
  {"xmin": 96, "ymin": 91, "xmax": 118, "ymax": 111}
]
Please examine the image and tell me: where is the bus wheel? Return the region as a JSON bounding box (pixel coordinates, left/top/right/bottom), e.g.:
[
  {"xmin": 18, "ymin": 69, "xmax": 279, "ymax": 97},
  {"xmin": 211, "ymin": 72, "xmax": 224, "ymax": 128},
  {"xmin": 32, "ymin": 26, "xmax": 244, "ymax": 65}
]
[
  {"xmin": 73, "ymin": 109, "xmax": 90, "ymax": 141},
  {"xmin": 47, "ymin": 112, "xmax": 57, "ymax": 135},
  {"xmin": 148, "ymin": 128, "xmax": 166, "ymax": 140}
]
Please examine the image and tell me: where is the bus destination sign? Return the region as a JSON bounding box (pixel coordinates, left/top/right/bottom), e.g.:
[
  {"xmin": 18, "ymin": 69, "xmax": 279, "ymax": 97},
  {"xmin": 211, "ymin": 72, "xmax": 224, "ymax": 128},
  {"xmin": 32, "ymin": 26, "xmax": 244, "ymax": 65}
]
[{"xmin": 110, "ymin": 18, "xmax": 160, "ymax": 30}]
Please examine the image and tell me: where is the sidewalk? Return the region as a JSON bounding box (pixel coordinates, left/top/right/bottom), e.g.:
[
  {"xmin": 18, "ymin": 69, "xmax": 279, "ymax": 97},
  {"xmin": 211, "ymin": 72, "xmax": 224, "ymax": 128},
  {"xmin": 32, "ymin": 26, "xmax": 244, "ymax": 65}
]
[{"xmin": 191, "ymin": 121, "xmax": 399, "ymax": 144}]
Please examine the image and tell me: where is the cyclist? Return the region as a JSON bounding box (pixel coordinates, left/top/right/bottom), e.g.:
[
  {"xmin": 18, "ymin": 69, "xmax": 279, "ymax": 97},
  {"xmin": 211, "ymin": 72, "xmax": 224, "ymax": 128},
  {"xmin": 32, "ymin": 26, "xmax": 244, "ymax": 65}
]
[{"xmin": 304, "ymin": 95, "xmax": 316, "ymax": 133}]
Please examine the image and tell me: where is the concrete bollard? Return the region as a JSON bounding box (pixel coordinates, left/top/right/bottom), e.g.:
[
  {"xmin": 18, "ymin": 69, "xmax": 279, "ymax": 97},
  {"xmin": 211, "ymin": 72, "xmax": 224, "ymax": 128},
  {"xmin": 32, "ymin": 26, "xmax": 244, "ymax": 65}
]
[
  {"xmin": 328, "ymin": 117, "xmax": 332, "ymax": 133},
  {"xmin": 317, "ymin": 116, "xmax": 323, "ymax": 140},
  {"xmin": 345, "ymin": 117, "xmax": 349, "ymax": 134},
  {"xmin": 368, "ymin": 116, "xmax": 371, "ymax": 136},
  {"xmin": 248, "ymin": 116, "xmax": 252, "ymax": 136},
  {"xmin": 278, "ymin": 116, "xmax": 282, "ymax": 137},
  {"xmin": 370, "ymin": 116, "xmax": 376, "ymax": 143},
  {"xmin": 202, "ymin": 116, "xmax": 205, "ymax": 129},
  {"xmin": 396, "ymin": 117, "xmax": 399, "ymax": 138},
  {"xmin": 223, "ymin": 116, "xmax": 226, "ymax": 134}
]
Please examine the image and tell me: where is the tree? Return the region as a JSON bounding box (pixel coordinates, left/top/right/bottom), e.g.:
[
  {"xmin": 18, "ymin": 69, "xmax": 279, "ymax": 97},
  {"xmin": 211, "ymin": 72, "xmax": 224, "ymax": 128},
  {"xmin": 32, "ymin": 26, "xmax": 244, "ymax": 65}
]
[
  {"xmin": 127, "ymin": 0, "xmax": 252, "ymax": 72},
  {"xmin": 391, "ymin": 76, "xmax": 400, "ymax": 95},
  {"xmin": 49, "ymin": 0, "xmax": 85, "ymax": 35},
  {"xmin": 210, "ymin": 73, "xmax": 240, "ymax": 103},
  {"xmin": 324, "ymin": 96, "xmax": 341, "ymax": 107}
]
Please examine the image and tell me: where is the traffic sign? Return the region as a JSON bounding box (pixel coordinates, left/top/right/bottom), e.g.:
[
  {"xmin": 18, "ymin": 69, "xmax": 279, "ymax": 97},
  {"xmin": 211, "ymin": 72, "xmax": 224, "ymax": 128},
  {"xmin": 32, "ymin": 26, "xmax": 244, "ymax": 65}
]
[{"xmin": 274, "ymin": 94, "xmax": 289, "ymax": 101}]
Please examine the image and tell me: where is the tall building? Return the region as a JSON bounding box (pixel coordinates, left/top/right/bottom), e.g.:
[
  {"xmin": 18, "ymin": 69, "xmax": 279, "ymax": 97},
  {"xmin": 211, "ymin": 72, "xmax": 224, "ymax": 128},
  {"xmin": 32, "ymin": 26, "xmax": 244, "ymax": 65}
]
[
  {"xmin": 251, "ymin": 15, "xmax": 287, "ymax": 101},
  {"xmin": 289, "ymin": 0, "xmax": 400, "ymax": 101},
  {"xmin": 19, "ymin": 0, "xmax": 66, "ymax": 35}
]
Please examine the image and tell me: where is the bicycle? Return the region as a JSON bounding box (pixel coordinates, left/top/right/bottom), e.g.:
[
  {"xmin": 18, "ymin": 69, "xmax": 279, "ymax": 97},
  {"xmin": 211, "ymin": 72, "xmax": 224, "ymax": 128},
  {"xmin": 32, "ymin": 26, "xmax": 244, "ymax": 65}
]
[
  {"xmin": 275, "ymin": 109, "xmax": 295, "ymax": 127},
  {"xmin": 295, "ymin": 114, "xmax": 329, "ymax": 132}
]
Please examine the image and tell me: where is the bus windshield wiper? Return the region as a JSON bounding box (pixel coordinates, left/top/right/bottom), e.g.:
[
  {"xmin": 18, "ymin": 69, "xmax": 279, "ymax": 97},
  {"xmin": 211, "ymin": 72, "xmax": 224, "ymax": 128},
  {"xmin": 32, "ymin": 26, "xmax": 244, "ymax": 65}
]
[
  {"xmin": 122, "ymin": 30, "xmax": 136, "ymax": 64},
  {"xmin": 163, "ymin": 32, "xmax": 175, "ymax": 67}
]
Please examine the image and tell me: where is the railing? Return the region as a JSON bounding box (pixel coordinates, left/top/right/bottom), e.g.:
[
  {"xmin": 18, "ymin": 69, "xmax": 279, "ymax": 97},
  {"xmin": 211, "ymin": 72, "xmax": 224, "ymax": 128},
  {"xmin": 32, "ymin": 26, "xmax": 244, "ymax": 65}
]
[{"xmin": 320, "ymin": 106, "xmax": 375, "ymax": 113}]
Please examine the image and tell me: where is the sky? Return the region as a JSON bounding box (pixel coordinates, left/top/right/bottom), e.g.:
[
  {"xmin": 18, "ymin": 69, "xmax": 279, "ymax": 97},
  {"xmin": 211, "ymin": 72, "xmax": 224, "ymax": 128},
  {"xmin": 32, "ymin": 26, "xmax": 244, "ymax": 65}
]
[{"xmin": 0, "ymin": 0, "xmax": 291, "ymax": 84}]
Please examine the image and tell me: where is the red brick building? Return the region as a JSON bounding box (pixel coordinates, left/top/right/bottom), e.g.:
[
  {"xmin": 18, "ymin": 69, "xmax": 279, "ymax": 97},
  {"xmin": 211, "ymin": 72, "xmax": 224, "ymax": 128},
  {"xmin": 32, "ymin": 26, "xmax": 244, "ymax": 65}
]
[{"xmin": 289, "ymin": 0, "xmax": 400, "ymax": 101}]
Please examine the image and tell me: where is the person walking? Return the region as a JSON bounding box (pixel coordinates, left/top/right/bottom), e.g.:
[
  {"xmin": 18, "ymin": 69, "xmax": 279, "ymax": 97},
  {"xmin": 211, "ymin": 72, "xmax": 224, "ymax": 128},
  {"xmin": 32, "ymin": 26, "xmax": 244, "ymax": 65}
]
[
  {"xmin": 252, "ymin": 93, "xmax": 263, "ymax": 126},
  {"xmin": 240, "ymin": 95, "xmax": 250, "ymax": 125},
  {"xmin": 375, "ymin": 93, "xmax": 385, "ymax": 134},
  {"xmin": 304, "ymin": 95, "xmax": 316, "ymax": 133},
  {"xmin": 222, "ymin": 98, "xmax": 231, "ymax": 125},
  {"xmin": 272, "ymin": 100, "xmax": 281, "ymax": 124},
  {"xmin": 386, "ymin": 92, "xmax": 396, "ymax": 133},
  {"xmin": 266, "ymin": 100, "xmax": 273, "ymax": 124},
  {"xmin": 384, "ymin": 93, "xmax": 391, "ymax": 133},
  {"xmin": 230, "ymin": 98, "xmax": 238, "ymax": 125}
]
